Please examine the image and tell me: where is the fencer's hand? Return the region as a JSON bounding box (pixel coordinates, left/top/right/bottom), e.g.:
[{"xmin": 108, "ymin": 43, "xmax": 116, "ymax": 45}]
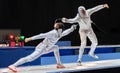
[
  {"xmin": 62, "ymin": 17, "xmax": 67, "ymax": 23},
  {"xmin": 25, "ymin": 38, "xmax": 32, "ymax": 43},
  {"xmin": 103, "ymin": 4, "xmax": 109, "ymax": 8},
  {"xmin": 71, "ymin": 24, "xmax": 77, "ymax": 30}
]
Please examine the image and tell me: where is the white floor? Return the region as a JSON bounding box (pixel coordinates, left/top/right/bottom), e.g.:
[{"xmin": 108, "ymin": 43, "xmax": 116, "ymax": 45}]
[{"xmin": 1, "ymin": 59, "xmax": 120, "ymax": 73}]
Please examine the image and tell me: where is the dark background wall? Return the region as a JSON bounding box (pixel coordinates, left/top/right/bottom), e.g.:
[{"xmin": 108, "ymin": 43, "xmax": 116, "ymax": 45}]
[{"xmin": 0, "ymin": 0, "xmax": 119, "ymax": 46}]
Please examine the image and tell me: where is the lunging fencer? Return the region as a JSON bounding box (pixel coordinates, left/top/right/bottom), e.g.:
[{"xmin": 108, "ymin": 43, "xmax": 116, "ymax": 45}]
[
  {"xmin": 62, "ymin": 4, "xmax": 109, "ymax": 65},
  {"xmin": 8, "ymin": 20, "xmax": 77, "ymax": 72}
]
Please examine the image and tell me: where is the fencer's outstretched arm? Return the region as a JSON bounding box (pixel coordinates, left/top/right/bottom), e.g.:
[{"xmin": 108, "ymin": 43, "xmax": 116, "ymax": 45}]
[
  {"xmin": 62, "ymin": 14, "xmax": 79, "ymax": 24},
  {"xmin": 61, "ymin": 25, "xmax": 77, "ymax": 37},
  {"xmin": 87, "ymin": 4, "xmax": 109, "ymax": 15},
  {"xmin": 25, "ymin": 31, "xmax": 53, "ymax": 43},
  {"xmin": 25, "ymin": 33, "xmax": 47, "ymax": 43}
]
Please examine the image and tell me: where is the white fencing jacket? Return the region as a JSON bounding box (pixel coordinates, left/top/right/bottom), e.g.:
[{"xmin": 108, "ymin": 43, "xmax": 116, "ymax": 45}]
[
  {"xmin": 30, "ymin": 26, "xmax": 75, "ymax": 47},
  {"xmin": 63, "ymin": 5, "xmax": 105, "ymax": 31}
]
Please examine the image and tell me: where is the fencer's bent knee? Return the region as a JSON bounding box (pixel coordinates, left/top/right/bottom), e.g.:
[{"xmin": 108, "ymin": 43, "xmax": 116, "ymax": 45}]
[
  {"xmin": 95, "ymin": 41, "xmax": 98, "ymax": 46},
  {"xmin": 35, "ymin": 45, "xmax": 40, "ymax": 49},
  {"xmin": 53, "ymin": 45, "xmax": 59, "ymax": 50},
  {"xmin": 94, "ymin": 40, "xmax": 98, "ymax": 45},
  {"xmin": 92, "ymin": 41, "xmax": 98, "ymax": 46},
  {"xmin": 53, "ymin": 45, "xmax": 59, "ymax": 53},
  {"xmin": 81, "ymin": 41, "xmax": 86, "ymax": 46}
]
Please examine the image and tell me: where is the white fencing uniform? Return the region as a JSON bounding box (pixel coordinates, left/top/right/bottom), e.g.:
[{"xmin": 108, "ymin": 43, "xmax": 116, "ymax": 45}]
[
  {"xmin": 62, "ymin": 4, "xmax": 106, "ymax": 62},
  {"xmin": 12, "ymin": 25, "xmax": 76, "ymax": 67}
]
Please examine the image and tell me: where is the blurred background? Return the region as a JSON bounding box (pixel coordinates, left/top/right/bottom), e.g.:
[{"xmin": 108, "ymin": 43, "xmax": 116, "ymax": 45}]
[{"xmin": 0, "ymin": 0, "xmax": 119, "ymax": 46}]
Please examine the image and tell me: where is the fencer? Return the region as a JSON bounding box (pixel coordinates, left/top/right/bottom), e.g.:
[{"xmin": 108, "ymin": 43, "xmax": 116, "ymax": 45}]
[
  {"xmin": 62, "ymin": 4, "xmax": 109, "ymax": 65},
  {"xmin": 8, "ymin": 21, "xmax": 77, "ymax": 72}
]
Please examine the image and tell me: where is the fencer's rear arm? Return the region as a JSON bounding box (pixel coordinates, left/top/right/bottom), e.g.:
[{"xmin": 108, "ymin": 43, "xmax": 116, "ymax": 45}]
[{"xmin": 87, "ymin": 4, "xmax": 109, "ymax": 15}]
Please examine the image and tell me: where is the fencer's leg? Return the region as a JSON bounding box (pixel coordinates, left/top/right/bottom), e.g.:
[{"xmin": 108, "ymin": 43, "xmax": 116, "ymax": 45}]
[
  {"xmin": 12, "ymin": 44, "xmax": 45, "ymax": 67},
  {"xmin": 8, "ymin": 50, "xmax": 41, "ymax": 72},
  {"xmin": 77, "ymin": 31, "xmax": 87, "ymax": 65},
  {"xmin": 52, "ymin": 46, "xmax": 65, "ymax": 68},
  {"xmin": 87, "ymin": 29, "xmax": 98, "ymax": 59},
  {"xmin": 8, "ymin": 43, "xmax": 45, "ymax": 72},
  {"xmin": 14, "ymin": 51, "xmax": 41, "ymax": 66},
  {"xmin": 53, "ymin": 46, "xmax": 61, "ymax": 65}
]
